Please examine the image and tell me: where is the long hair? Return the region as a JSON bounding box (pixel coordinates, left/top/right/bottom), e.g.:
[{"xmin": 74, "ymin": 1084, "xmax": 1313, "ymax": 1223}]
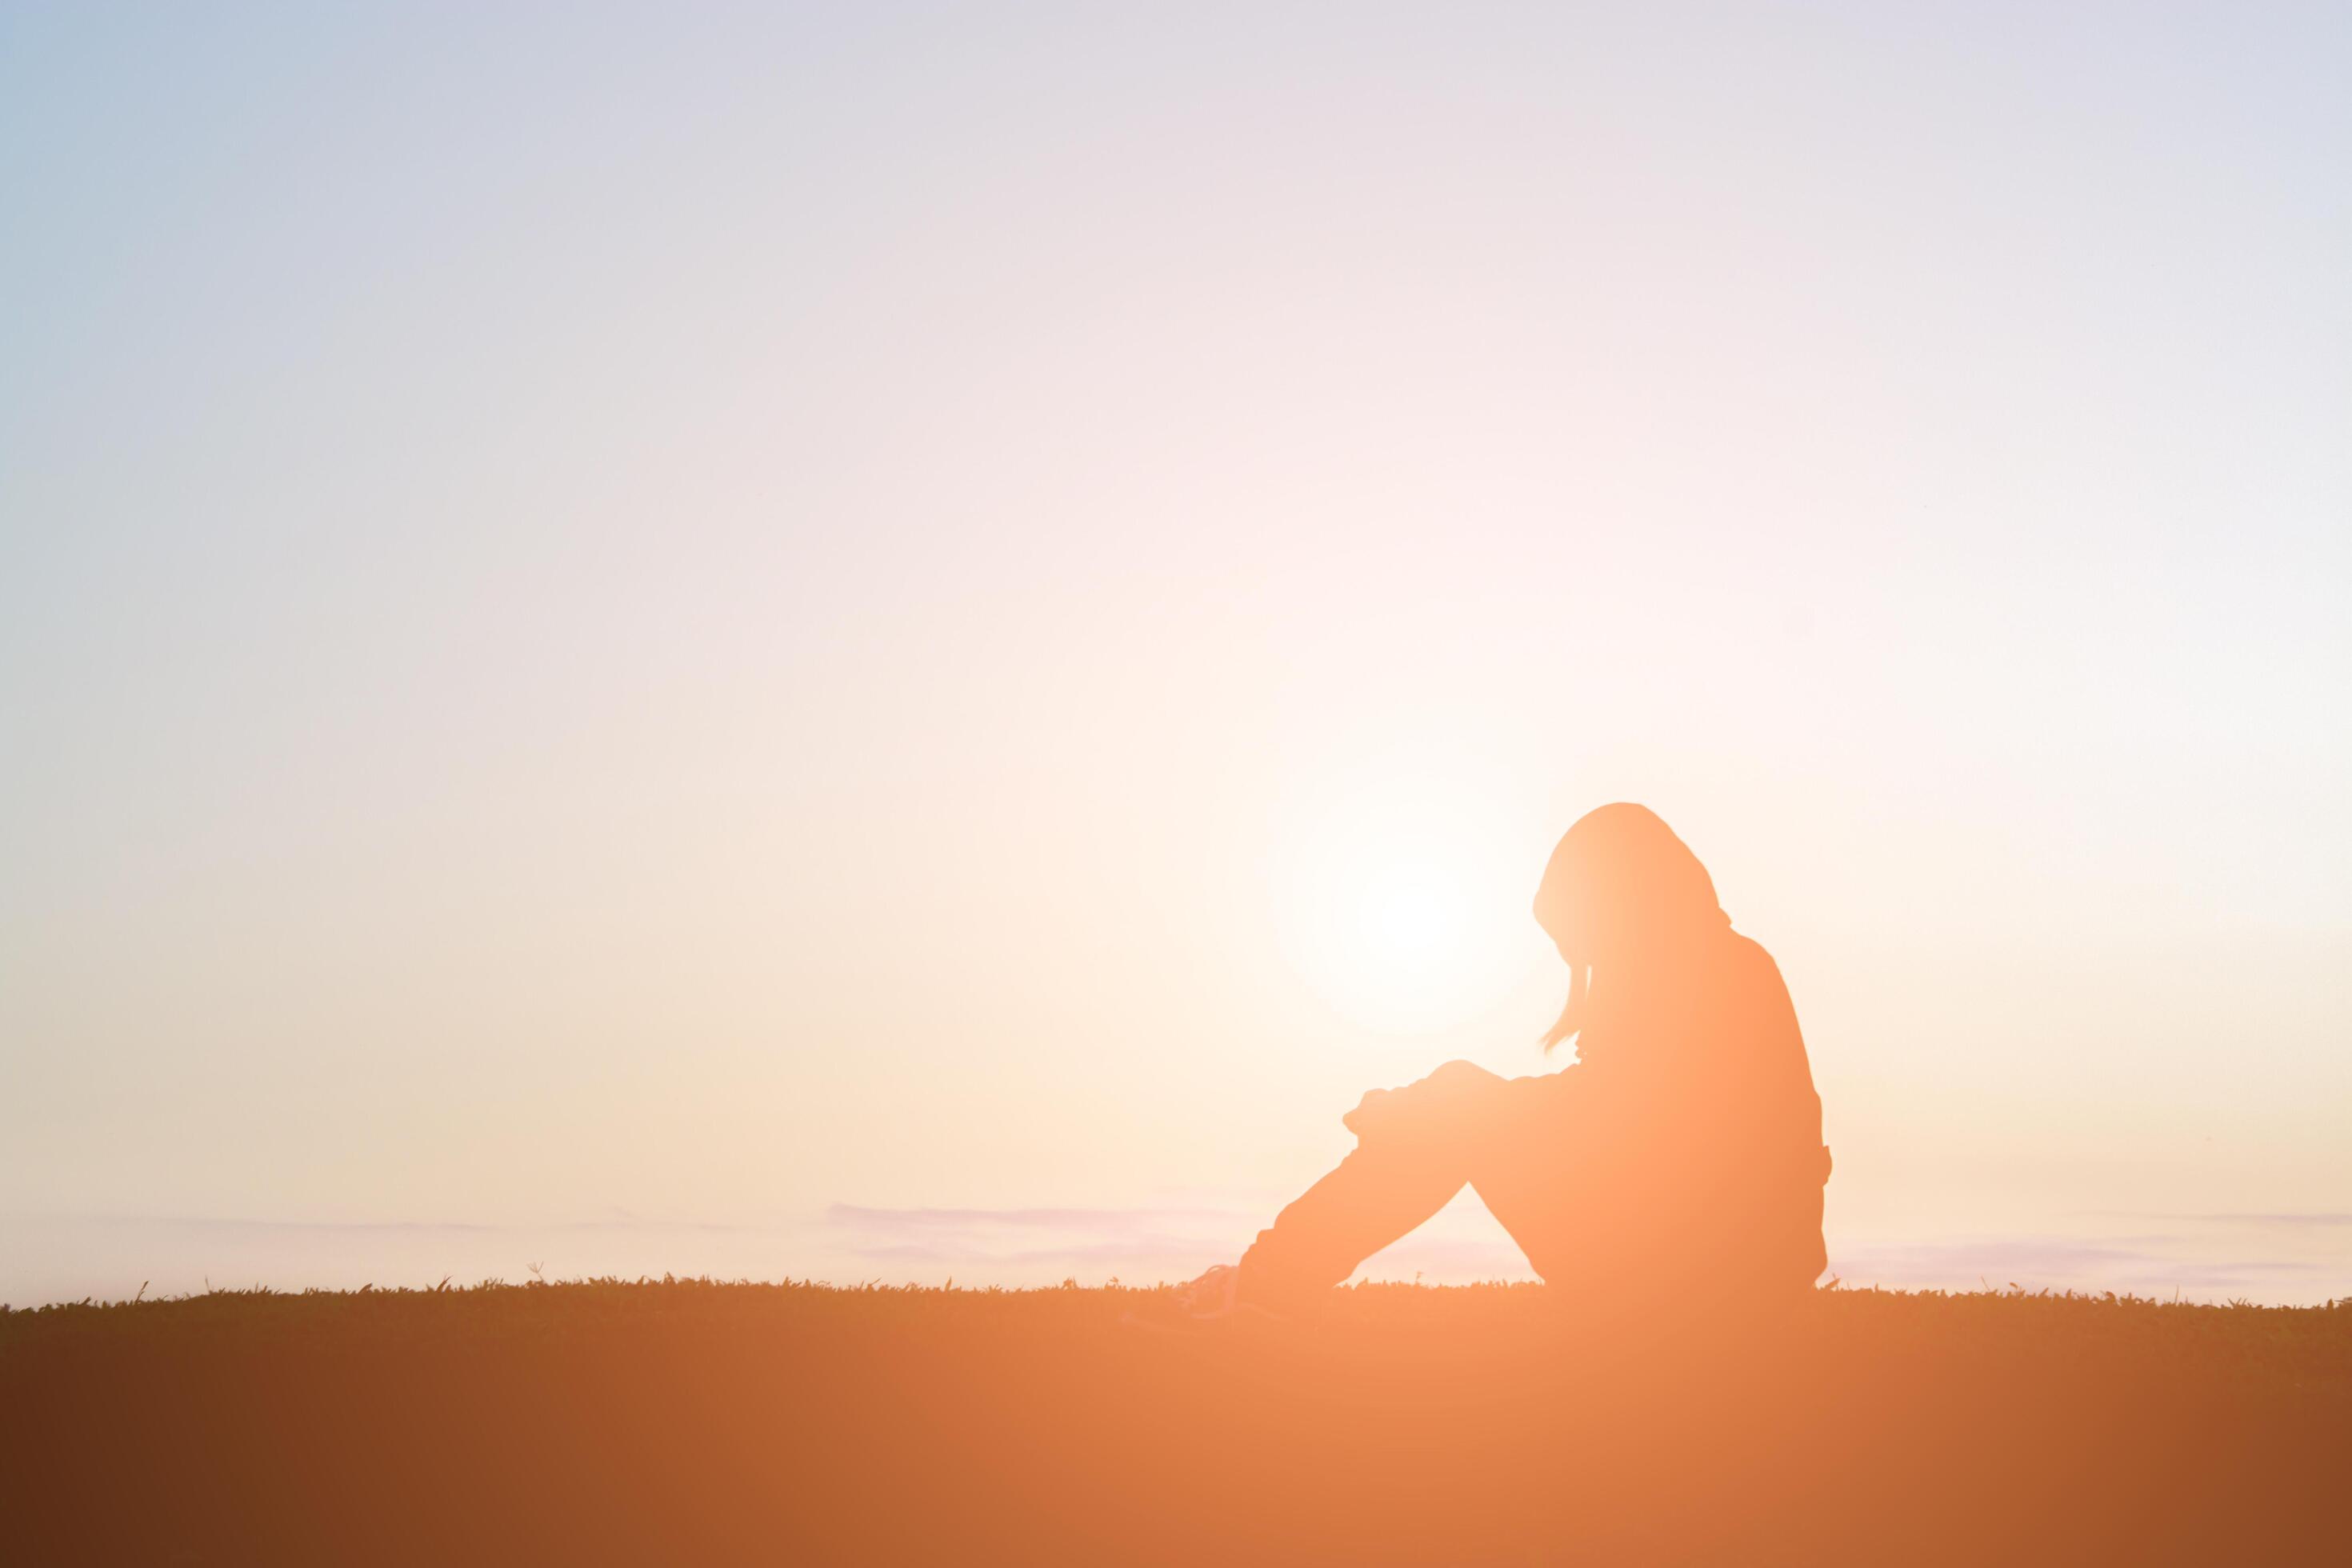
[{"xmin": 1532, "ymin": 804, "xmax": 1730, "ymax": 1050}]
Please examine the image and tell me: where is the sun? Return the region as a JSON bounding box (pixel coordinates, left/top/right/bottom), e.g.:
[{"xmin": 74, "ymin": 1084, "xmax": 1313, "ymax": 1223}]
[{"xmin": 1269, "ymin": 764, "xmax": 1544, "ymax": 1035}]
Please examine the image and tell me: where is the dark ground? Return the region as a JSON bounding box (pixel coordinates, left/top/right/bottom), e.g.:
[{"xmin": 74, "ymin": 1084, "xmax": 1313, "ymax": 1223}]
[{"xmin": 4, "ymin": 1279, "xmax": 2347, "ymax": 1565}]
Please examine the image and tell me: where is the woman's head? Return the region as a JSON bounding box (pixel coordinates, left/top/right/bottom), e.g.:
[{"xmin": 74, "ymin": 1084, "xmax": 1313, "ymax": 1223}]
[{"xmin": 1532, "ymin": 803, "xmax": 1728, "ymax": 1047}]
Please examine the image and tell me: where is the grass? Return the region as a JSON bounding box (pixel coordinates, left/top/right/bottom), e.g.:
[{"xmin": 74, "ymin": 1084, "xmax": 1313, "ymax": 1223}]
[{"xmin": 5, "ymin": 1278, "xmax": 2347, "ymax": 1565}]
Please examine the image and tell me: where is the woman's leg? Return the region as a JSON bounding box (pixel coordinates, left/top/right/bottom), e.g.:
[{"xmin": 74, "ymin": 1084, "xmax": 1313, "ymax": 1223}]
[{"xmin": 1236, "ymin": 1060, "xmax": 1514, "ymax": 1307}]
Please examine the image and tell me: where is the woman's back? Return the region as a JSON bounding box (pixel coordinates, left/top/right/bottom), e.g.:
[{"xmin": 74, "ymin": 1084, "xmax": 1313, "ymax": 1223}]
[{"xmin": 1545, "ymin": 931, "xmax": 1827, "ymax": 1302}]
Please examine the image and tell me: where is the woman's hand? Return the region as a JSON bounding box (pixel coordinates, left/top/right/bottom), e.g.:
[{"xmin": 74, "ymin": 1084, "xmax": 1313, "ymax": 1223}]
[{"xmin": 1342, "ymin": 1086, "xmax": 1397, "ymax": 1136}]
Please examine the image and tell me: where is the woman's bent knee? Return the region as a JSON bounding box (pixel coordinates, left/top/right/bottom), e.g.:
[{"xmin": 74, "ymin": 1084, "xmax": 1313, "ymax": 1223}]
[
  {"xmin": 1343, "ymin": 1060, "xmax": 1504, "ymax": 1140},
  {"xmin": 1427, "ymin": 1058, "xmax": 1502, "ymax": 1094}
]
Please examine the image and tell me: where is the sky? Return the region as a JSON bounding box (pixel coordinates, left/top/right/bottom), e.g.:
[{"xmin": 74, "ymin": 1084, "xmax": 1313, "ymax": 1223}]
[{"xmin": 3, "ymin": 2, "xmax": 2347, "ymax": 1306}]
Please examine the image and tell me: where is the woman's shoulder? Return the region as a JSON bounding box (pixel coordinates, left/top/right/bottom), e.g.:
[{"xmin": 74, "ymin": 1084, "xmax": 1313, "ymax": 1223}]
[
  {"xmin": 1715, "ymin": 931, "xmax": 1798, "ymax": 1010},
  {"xmin": 1719, "ymin": 929, "xmax": 1782, "ymax": 977}
]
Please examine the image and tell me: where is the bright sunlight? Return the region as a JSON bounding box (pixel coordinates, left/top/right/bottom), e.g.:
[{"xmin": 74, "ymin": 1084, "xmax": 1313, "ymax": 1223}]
[{"xmin": 1268, "ymin": 760, "xmax": 1546, "ymax": 1035}]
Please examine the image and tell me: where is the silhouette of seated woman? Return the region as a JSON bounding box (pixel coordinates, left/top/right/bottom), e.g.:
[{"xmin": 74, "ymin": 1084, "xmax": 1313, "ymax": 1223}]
[{"xmin": 1186, "ymin": 803, "xmax": 1830, "ymax": 1318}]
